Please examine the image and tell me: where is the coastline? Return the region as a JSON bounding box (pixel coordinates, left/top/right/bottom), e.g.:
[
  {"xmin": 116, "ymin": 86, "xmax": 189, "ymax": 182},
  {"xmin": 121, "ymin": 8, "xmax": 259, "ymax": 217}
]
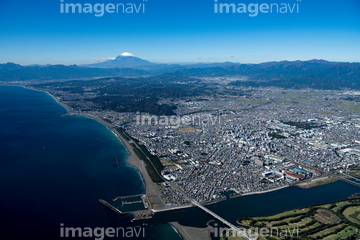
[
  {"xmin": 20, "ymin": 86, "xmax": 146, "ymax": 190},
  {"xmin": 20, "ymin": 86, "xmax": 74, "ymax": 113},
  {"xmin": 70, "ymin": 114, "xmax": 196, "ymax": 238},
  {"xmin": 45, "ymin": 91, "xmax": 73, "ymax": 113},
  {"xmin": 76, "ymin": 114, "xmax": 167, "ymax": 209},
  {"xmin": 21, "ymin": 85, "xmax": 162, "ymax": 209},
  {"xmin": 21, "ymin": 86, "xmax": 188, "ymax": 238}
]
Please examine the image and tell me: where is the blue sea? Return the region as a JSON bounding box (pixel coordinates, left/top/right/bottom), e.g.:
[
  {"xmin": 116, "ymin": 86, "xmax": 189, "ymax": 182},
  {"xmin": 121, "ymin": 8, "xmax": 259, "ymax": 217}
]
[
  {"xmin": 1, "ymin": 85, "xmax": 359, "ymax": 240},
  {"xmin": 0, "ymin": 86, "xmax": 182, "ymax": 240}
]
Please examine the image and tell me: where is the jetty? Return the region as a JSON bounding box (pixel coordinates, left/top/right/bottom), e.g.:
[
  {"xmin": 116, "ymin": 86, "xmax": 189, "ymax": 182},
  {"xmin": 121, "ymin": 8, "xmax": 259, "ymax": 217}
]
[
  {"xmin": 121, "ymin": 200, "xmax": 143, "ymax": 207},
  {"xmin": 98, "ymin": 199, "xmax": 123, "ymax": 215},
  {"xmin": 112, "ymin": 194, "xmax": 144, "ymax": 202}
]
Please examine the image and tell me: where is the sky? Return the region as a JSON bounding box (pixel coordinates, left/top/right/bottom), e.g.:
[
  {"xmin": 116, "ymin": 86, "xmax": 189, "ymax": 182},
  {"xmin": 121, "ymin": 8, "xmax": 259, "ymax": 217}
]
[{"xmin": 0, "ymin": 0, "xmax": 359, "ymax": 65}]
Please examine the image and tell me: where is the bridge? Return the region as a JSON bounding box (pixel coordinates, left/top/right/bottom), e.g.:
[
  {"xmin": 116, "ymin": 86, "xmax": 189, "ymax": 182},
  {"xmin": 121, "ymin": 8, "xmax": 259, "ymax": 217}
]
[
  {"xmin": 336, "ymin": 176, "xmax": 360, "ymax": 187},
  {"xmin": 339, "ymin": 172, "xmax": 360, "ymax": 182},
  {"xmin": 190, "ymin": 198, "xmax": 257, "ymax": 240},
  {"xmin": 168, "ymin": 183, "xmax": 256, "ymax": 240},
  {"xmin": 328, "ymin": 173, "xmax": 360, "ymax": 187}
]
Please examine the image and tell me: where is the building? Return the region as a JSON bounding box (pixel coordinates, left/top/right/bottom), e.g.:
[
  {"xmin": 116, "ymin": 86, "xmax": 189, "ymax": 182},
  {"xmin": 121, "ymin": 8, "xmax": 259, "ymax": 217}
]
[
  {"xmin": 285, "ymin": 170, "xmax": 305, "ymax": 181},
  {"xmin": 255, "ymin": 159, "xmax": 264, "ymax": 166}
]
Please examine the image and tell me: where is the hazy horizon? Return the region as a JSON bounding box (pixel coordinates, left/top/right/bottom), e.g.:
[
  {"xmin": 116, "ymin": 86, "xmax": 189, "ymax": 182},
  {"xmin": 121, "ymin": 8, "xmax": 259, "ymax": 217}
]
[{"xmin": 2, "ymin": 53, "xmax": 360, "ymax": 67}]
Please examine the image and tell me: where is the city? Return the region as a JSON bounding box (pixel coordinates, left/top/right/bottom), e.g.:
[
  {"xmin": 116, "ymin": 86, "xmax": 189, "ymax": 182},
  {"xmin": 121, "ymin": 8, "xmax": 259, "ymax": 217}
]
[{"xmin": 33, "ymin": 79, "xmax": 360, "ymax": 208}]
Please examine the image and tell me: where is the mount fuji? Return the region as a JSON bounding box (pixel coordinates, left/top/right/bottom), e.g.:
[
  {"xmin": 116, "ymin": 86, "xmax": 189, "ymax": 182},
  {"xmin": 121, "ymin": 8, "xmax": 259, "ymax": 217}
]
[{"xmin": 86, "ymin": 52, "xmax": 155, "ymax": 69}]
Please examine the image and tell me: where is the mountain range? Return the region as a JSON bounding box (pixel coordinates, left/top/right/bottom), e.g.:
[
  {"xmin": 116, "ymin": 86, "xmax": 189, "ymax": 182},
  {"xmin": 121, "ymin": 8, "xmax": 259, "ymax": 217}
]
[
  {"xmin": 1, "ymin": 53, "xmax": 360, "ymax": 90},
  {"xmin": 0, "ymin": 62, "xmax": 148, "ymax": 81}
]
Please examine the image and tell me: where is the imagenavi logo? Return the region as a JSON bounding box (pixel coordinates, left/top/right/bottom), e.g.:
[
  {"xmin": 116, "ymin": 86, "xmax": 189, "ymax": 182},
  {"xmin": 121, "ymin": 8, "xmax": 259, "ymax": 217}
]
[
  {"xmin": 60, "ymin": 0, "xmax": 147, "ymax": 17},
  {"xmin": 214, "ymin": 0, "xmax": 301, "ymax": 17}
]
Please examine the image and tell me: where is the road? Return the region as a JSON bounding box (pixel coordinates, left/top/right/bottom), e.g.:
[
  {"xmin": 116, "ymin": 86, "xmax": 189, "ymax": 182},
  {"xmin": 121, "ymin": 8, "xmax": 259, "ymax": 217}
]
[{"xmin": 169, "ymin": 182, "xmax": 256, "ymax": 240}]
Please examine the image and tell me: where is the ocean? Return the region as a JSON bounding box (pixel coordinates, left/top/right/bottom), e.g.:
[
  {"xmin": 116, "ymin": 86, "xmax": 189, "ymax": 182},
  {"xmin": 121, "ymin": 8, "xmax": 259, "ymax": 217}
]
[
  {"xmin": 0, "ymin": 86, "xmax": 181, "ymax": 240},
  {"xmin": 0, "ymin": 85, "xmax": 359, "ymax": 240}
]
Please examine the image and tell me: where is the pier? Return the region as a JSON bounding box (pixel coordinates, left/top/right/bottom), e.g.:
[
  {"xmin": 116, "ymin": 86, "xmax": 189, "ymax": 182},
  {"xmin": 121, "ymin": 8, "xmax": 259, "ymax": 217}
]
[
  {"xmin": 98, "ymin": 199, "xmax": 123, "ymax": 215},
  {"xmin": 121, "ymin": 200, "xmax": 143, "ymax": 207}
]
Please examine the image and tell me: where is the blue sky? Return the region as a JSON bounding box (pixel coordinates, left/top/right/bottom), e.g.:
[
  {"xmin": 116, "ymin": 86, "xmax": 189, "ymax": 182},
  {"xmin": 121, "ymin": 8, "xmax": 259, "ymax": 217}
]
[{"xmin": 0, "ymin": 0, "xmax": 359, "ymax": 65}]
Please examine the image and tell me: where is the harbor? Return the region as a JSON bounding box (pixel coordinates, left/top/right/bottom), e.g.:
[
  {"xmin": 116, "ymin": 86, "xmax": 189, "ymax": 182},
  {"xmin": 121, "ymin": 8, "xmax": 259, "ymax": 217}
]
[{"xmin": 99, "ymin": 193, "xmax": 153, "ymax": 220}]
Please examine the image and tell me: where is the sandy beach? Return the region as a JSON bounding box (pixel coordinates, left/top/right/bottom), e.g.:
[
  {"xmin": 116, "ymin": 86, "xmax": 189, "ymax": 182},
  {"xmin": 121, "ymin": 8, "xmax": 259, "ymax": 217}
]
[
  {"xmin": 66, "ymin": 114, "xmax": 213, "ymax": 239},
  {"xmin": 76, "ymin": 114, "xmax": 167, "ymax": 208},
  {"xmin": 45, "ymin": 91, "xmax": 73, "ymax": 113},
  {"xmin": 79, "ymin": 115, "xmax": 203, "ymax": 239}
]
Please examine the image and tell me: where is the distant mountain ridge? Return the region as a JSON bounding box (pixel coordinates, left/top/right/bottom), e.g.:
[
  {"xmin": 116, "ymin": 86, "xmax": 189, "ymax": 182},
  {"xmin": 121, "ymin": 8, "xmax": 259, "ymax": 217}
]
[
  {"xmin": 1, "ymin": 56, "xmax": 360, "ymax": 90},
  {"xmin": 0, "ymin": 62, "xmax": 148, "ymax": 81},
  {"xmin": 164, "ymin": 59, "xmax": 360, "ymax": 89}
]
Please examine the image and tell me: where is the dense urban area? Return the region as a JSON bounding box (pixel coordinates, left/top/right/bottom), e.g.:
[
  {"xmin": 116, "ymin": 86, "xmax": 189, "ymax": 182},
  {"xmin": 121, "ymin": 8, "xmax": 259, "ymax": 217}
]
[{"xmin": 32, "ymin": 76, "xmax": 360, "ymax": 206}]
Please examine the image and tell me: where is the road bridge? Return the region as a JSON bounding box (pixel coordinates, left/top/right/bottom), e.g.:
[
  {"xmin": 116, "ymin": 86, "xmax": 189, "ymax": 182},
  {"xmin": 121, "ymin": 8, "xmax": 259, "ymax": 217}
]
[
  {"xmin": 328, "ymin": 173, "xmax": 360, "ymax": 187},
  {"xmin": 169, "ymin": 183, "xmax": 256, "ymax": 240}
]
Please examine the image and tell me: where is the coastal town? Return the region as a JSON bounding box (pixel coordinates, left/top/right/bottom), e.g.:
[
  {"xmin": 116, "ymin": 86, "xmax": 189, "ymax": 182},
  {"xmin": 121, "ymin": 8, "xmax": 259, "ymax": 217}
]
[{"xmin": 32, "ymin": 81, "xmax": 360, "ymax": 208}]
